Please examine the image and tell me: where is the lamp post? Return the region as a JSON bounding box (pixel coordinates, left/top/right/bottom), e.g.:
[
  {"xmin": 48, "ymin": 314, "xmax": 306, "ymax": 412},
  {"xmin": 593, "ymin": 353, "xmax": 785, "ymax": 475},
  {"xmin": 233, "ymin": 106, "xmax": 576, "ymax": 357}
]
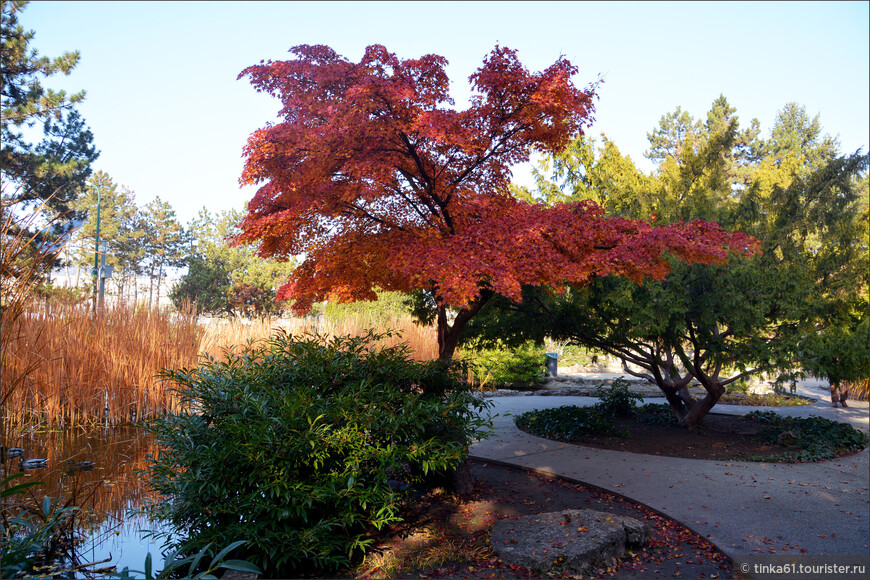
[{"xmin": 91, "ymin": 184, "xmax": 102, "ymax": 314}]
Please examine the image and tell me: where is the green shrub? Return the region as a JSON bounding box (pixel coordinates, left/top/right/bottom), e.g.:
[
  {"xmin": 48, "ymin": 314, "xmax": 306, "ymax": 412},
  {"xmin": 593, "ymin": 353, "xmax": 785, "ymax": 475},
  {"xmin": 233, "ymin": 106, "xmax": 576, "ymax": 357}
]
[
  {"xmin": 460, "ymin": 340, "xmax": 546, "ymax": 389},
  {"xmin": 726, "ymin": 379, "xmax": 751, "ymax": 394},
  {"xmin": 146, "ymin": 330, "xmax": 492, "ymax": 577},
  {"xmin": 114, "ymin": 541, "xmax": 262, "ymax": 579},
  {"xmin": 595, "ymin": 379, "xmax": 644, "ymax": 417},
  {"xmin": 0, "ymin": 475, "xmax": 80, "ymax": 579},
  {"xmin": 0, "ymin": 474, "xmax": 261, "ymax": 580},
  {"xmin": 556, "ymin": 345, "xmax": 607, "ymax": 368}
]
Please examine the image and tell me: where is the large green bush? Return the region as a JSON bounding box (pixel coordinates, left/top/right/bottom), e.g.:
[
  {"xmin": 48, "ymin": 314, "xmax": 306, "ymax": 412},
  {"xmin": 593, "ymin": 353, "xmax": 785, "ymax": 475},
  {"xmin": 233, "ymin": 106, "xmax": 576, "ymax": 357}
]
[
  {"xmin": 459, "ymin": 339, "xmax": 546, "ymax": 389},
  {"xmin": 145, "ymin": 331, "xmax": 491, "ymax": 577}
]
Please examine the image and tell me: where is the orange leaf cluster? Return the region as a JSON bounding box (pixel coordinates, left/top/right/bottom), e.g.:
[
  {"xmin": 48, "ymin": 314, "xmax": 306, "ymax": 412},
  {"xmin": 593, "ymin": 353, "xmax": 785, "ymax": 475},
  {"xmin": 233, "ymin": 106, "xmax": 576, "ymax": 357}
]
[{"xmin": 237, "ymin": 44, "xmax": 758, "ymax": 314}]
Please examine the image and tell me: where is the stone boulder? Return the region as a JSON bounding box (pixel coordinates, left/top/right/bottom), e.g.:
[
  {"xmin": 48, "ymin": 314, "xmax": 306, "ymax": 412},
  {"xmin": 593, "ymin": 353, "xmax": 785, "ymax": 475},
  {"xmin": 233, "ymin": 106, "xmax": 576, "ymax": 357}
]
[{"xmin": 491, "ymin": 509, "xmax": 650, "ymax": 574}]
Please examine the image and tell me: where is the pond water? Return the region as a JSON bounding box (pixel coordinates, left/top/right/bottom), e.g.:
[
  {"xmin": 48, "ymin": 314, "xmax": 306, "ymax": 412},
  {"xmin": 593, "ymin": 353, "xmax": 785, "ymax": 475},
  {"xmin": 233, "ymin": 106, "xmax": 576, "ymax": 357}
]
[{"xmin": 1, "ymin": 426, "xmax": 172, "ymax": 577}]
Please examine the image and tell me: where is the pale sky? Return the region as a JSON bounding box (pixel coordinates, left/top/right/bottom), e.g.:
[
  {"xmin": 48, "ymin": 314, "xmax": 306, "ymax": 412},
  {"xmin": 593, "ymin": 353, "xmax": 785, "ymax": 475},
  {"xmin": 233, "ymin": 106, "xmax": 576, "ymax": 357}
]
[{"xmin": 21, "ymin": 0, "xmax": 870, "ymax": 225}]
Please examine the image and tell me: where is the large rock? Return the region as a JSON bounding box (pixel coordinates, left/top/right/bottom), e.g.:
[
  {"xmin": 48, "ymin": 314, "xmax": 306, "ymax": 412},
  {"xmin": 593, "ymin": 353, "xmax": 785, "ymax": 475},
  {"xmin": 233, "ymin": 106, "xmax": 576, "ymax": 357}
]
[{"xmin": 491, "ymin": 509, "xmax": 650, "ymax": 574}]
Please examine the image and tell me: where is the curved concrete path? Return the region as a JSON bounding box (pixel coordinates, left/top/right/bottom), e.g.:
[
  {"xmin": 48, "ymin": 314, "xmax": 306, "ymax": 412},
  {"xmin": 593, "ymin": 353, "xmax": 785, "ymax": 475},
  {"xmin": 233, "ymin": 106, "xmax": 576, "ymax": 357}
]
[{"xmin": 468, "ymin": 377, "xmax": 869, "ymax": 559}]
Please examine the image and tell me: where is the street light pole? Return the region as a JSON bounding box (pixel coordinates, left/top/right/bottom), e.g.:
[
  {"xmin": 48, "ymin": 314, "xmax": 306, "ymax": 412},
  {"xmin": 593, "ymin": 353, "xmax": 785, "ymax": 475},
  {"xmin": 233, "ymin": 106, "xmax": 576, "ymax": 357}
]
[
  {"xmin": 91, "ymin": 184, "xmax": 102, "ymax": 314},
  {"xmin": 98, "ymin": 242, "xmax": 108, "ymax": 310}
]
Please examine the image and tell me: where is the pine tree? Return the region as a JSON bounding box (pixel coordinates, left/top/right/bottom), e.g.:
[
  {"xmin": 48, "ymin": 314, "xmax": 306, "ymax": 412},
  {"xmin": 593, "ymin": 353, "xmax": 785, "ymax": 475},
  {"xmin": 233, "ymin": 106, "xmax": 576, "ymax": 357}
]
[
  {"xmin": 1, "ymin": 0, "xmax": 98, "ymax": 225},
  {"xmin": 140, "ymin": 197, "xmax": 187, "ymax": 309},
  {"xmin": 173, "ymin": 207, "xmax": 295, "ymax": 316}
]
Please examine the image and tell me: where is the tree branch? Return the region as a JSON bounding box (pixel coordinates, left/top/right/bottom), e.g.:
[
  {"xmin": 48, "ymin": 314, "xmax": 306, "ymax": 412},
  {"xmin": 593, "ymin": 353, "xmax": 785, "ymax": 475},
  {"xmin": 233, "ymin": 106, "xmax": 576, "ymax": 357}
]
[{"xmin": 340, "ymin": 202, "xmax": 406, "ymax": 232}]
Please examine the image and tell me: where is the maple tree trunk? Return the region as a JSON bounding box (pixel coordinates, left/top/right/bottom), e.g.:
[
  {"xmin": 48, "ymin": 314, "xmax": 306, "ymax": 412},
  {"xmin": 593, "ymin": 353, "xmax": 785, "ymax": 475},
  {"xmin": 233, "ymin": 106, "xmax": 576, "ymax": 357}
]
[
  {"xmin": 436, "ymin": 306, "xmax": 458, "ymax": 361},
  {"xmin": 681, "ymin": 379, "xmax": 725, "ymax": 430},
  {"xmin": 432, "ymin": 294, "xmax": 491, "ymax": 496},
  {"xmin": 435, "ymin": 294, "xmax": 490, "ymax": 361},
  {"xmin": 657, "ymin": 383, "xmax": 690, "ymax": 422}
]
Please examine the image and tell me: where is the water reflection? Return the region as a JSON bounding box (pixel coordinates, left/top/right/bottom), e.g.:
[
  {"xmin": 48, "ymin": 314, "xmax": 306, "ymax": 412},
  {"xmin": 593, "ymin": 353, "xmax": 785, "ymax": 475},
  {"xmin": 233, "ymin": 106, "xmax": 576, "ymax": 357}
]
[{"xmin": 1, "ymin": 426, "xmax": 170, "ymax": 576}]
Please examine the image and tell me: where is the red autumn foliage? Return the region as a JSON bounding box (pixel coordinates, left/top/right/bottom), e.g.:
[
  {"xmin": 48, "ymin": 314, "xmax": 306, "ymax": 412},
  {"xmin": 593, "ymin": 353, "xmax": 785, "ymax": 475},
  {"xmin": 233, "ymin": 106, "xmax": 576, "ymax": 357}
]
[{"xmin": 237, "ymin": 44, "xmax": 758, "ymax": 359}]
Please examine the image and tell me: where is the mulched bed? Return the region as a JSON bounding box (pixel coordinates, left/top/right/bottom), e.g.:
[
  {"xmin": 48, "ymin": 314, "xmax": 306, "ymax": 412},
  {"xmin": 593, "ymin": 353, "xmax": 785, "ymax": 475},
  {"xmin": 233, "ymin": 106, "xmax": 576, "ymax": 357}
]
[
  {"xmin": 353, "ymin": 459, "xmax": 732, "ymax": 579},
  {"xmin": 569, "ymin": 412, "xmax": 798, "ymax": 461},
  {"xmin": 531, "ymin": 411, "xmax": 867, "ymax": 462}
]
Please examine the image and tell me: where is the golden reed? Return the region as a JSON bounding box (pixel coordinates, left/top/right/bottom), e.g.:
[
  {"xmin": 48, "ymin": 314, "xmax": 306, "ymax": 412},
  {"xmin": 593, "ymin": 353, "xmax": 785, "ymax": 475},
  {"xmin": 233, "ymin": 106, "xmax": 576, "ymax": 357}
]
[{"xmin": 2, "ymin": 300, "xmax": 437, "ymax": 427}]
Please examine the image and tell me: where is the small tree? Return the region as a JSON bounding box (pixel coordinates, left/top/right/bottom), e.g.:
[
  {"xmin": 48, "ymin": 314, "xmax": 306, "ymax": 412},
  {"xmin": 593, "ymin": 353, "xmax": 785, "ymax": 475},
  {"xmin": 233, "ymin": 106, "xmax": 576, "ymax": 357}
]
[
  {"xmin": 802, "ymin": 317, "xmax": 870, "ymax": 403},
  {"xmin": 169, "ymin": 255, "xmax": 232, "ymax": 315},
  {"xmin": 237, "ymin": 44, "xmax": 756, "ymax": 361}
]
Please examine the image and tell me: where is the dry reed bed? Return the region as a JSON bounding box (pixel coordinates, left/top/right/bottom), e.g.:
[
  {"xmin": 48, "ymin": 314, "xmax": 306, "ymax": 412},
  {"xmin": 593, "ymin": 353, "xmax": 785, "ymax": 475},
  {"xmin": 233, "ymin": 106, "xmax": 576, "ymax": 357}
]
[
  {"xmin": 2, "ymin": 301, "xmax": 437, "ymax": 427},
  {"xmin": 2, "ymin": 302, "xmax": 201, "ymax": 426}
]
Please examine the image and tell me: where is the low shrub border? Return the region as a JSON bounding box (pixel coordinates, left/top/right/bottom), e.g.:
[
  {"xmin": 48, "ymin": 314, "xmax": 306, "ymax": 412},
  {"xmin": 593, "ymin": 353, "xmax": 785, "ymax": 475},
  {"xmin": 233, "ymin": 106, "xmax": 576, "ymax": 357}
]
[{"xmin": 515, "ymin": 384, "xmax": 868, "ymax": 463}]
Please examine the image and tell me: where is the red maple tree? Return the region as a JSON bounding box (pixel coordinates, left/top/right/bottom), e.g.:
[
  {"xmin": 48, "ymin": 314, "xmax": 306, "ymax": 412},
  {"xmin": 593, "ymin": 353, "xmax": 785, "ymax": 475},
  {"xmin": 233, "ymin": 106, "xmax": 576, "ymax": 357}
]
[{"xmin": 237, "ymin": 44, "xmax": 758, "ymax": 360}]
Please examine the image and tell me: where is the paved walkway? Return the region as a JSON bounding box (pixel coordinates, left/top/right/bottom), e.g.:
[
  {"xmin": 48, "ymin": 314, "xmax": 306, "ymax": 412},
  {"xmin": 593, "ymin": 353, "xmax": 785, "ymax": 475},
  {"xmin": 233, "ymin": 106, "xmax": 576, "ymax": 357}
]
[{"xmin": 468, "ymin": 376, "xmax": 870, "ymax": 559}]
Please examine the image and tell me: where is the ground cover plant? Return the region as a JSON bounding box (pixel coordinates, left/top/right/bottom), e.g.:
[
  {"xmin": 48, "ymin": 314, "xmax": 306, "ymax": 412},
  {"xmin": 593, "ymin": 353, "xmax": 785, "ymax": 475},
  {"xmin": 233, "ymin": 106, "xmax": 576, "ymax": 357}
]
[
  {"xmin": 146, "ymin": 330, "xmax": 492, "ymax": 577},
  {"xmin": 515, "ymin": 383, "xmax": 868, "ymax": 462},
  {"xmin": 743, "ymin": 410, "xmax": 870, "ymax": 462},
  {"xmin": 514, "ymin": 380, "xmax": 641, "ymax": 442}
]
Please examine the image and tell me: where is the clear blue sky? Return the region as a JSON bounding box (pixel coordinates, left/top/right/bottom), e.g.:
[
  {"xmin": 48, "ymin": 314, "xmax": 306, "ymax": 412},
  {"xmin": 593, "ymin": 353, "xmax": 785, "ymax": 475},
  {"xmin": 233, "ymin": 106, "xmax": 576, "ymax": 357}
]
[{"xmin": 22, "ymin": 1, "xmax": 870, "ymax": 224}]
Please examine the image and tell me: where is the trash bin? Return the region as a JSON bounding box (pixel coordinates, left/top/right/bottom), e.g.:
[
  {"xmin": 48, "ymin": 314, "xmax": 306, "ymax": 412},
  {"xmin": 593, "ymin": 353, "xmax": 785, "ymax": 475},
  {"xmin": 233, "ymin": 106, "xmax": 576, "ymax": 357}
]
[{"xmin": 545, "ymin": 352, "xmax": 559, "ymax": 378}]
